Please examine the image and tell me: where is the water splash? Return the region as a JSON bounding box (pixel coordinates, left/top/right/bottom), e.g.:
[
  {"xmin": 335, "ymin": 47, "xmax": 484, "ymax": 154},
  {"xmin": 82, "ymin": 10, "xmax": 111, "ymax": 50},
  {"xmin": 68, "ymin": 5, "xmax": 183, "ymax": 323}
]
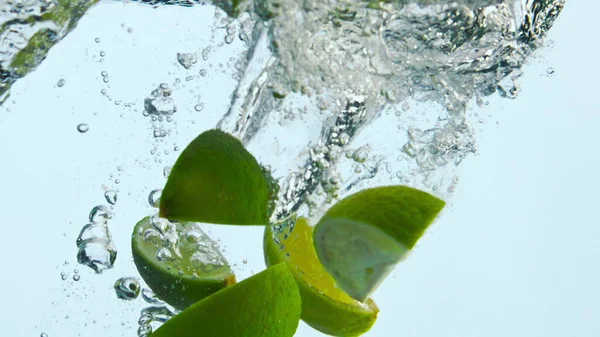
[{"xmin": 0, "ymin": 0, "xmax": 99, "ymax": 103}]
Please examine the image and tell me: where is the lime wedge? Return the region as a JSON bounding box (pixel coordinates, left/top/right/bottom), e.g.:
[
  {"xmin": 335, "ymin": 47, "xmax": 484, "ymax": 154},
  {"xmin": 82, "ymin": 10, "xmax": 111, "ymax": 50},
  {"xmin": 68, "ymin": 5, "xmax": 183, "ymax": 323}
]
[
  {"xmin": 132, "ymin": 216, "xmax": 236, "ymax": 311},
  {"xmin": 264, "ymin": 217, "xmax": 378, "ymax": 337},
  {"xmin": 159, "ymin": 129, "xmax": 273, "ymax": 225},
  {"xmin": 313, "ymin": 185, "xmax": 445, "ymax": 301},
  {"xmin": 150, "ymin": 263, "xmax": 301, "ymax": 337}
]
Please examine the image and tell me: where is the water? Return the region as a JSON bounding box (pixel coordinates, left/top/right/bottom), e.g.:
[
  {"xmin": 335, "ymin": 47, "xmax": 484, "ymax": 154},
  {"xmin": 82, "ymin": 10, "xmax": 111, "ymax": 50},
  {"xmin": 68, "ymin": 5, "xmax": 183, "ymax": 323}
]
[{"xmin": 0, "ymin": 0, "xmax": 567, "ymax": 336}]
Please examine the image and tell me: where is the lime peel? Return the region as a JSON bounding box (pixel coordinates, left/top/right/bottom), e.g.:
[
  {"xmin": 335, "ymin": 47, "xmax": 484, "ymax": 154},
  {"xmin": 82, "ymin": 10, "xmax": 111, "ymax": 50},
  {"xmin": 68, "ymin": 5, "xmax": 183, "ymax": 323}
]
[
  {"xmin": 150, "ymin": 263, "xmax": 301, "ymax": 337},
  {"xmin": 159, "ymin": 129, "xmax": 274, "ymax": 226}
]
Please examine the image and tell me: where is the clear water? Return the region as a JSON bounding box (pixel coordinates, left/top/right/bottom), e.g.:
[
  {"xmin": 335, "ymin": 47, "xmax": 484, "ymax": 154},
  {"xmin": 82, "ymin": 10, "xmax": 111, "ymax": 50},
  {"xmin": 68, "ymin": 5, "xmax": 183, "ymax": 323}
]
[{"xmin": 0, "ymin": 0, "xmax": 566, "ymax": 336}]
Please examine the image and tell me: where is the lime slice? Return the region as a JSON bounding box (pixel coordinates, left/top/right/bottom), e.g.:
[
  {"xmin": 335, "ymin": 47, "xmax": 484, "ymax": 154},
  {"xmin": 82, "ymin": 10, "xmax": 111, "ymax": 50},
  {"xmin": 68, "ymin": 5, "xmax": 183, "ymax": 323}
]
[
  {"xmin": 151, "ymin": 263, "xmax": 301, "ymax": 337},
  {"xmin": 313, "ymin": 185, "xmax": 446, "ymax": 301},
  {"xmin": 159, "ymin": 129, "xmax": 274, "ymax": 225},
  {"xmin": 264, "ymin": 217, "xmax": 378, "ymax": 337},
  {"xmin": 132, "ymin": 216, "xmax": 236, "ymax": 311}
]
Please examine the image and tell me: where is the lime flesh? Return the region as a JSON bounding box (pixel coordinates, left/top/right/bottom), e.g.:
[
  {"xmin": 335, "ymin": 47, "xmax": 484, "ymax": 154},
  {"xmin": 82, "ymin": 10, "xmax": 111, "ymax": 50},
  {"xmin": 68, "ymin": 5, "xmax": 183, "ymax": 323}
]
[
  {"xmin": 264, "ymin": 217, "xmax": 378, "ymax": 337},
  {"xmin": 132, "ymin": 216, "xmax": 236, "ymax": 311},
  {"xmin": 150, "ymin": 263, "xmax": 301, "ymax": 337}
]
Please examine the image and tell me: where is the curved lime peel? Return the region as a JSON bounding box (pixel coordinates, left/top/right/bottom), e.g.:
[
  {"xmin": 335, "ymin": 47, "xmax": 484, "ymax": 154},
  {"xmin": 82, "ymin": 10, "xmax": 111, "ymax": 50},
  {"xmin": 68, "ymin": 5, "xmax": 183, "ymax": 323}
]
[
  {"xmin": 313, "ymin": 185, "xmax": 446, "ymax": 301},
  {"xmin": 150, "ymin": 263, "xmax": 301, "ymax": 337},
  {"xmin": 159, "ymin": 129, "xmax": 274, "ymax": 226}
]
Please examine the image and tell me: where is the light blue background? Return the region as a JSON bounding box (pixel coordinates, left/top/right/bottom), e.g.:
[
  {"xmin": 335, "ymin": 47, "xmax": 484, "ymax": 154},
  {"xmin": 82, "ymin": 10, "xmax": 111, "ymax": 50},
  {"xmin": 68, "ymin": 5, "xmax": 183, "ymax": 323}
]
[{"xmin": 0, "ymin": 1, "xmax": 598, "ymax": 336}]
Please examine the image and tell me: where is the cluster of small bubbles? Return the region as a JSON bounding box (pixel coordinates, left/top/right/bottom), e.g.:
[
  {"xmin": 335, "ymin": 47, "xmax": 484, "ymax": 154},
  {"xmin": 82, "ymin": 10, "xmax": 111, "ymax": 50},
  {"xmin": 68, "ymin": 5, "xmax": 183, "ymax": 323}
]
[
  {"xmin": 104, "ymin": 190, "xmax": 117, "ymax": 205},
  {"xmin": 114, "ymin": 277, "xmax": 141, "ymax": 300},
  {"xmin": 61, "ymin": 271, "xmax": 68, "ymax": 280},
  {"xmin": 148, "ymin": 189, "xmax": 162, "ymax": 208},
  {"xmin": 201, "ymin": 46, "xmax": 211, "ymax": 61},
  {"xmin": 56, "ymin": 78, "xmax": 65, "ymax": 87},
  {"xmin": 76, "ymin": 205, "xmax": 117, "ymax": 273},
  {"xmin": 141, "ymin": 305, "xmax": 178, "ymax": 323},
  {"xmin": 77, "ymin": 123, "xmax": 89, "ymax": 133},
  {"xmin": 101, "ymin": 71, "xmax": 109, "ymax": 83},
  {"xmin": 177, "ymin": 53, "xmax": 197, "ymax": 70},
  {"xmin": 225, "ymin": 23, "xmax": 236, "ymax": 44}
]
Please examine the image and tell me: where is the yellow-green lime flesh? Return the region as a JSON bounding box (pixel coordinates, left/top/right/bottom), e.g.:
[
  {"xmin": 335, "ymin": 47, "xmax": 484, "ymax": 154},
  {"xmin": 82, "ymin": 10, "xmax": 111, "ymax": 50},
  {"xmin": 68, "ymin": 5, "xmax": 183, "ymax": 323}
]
[{"xmin": 264, "ymin": 218, "xmax": 378, "ymax": 337}]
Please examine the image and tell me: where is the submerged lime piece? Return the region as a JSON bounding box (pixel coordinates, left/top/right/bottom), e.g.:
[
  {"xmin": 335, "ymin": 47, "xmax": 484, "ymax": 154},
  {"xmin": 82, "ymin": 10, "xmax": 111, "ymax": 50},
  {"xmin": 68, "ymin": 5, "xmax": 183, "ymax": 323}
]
[
  {"xmin": 151, "ymin": 263, "xmax": 302, "ymax": 337},
  {"xmin": 264, "ymin": 218, "xmax": 378, "ymax": 337},
  {"xmin": 159, "ymin": 129, "xmax": 273, "ymax": 225},
  {"xmin": 313, "ymin": 185, "xmax": 446, "ymax": 301},
  {"xmin": 132, "ymin": 216, "xmax": 236, "ymax": 311}
]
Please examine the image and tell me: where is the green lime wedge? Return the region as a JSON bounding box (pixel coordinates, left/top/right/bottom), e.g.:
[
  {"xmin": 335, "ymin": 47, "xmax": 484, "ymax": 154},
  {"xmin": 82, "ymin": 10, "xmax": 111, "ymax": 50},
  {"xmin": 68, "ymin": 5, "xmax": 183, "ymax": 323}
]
[
  {"xmin": 264, "ymin": 217, "xmax": 378, "ymax": 337},
  {"xmin": 313, "ymin": 185, "xmax": 446, "ymax": 301},
  {"xmin": 132, "ymin": 216, "xmax": 236, "ymax": 311},
  {"xmin": 159, "ymin": 129, "xmax": 274, "ymax": 225},
  {"xmin": 150, "ymin": 263, "xmax": 301, "ymax": 337}
]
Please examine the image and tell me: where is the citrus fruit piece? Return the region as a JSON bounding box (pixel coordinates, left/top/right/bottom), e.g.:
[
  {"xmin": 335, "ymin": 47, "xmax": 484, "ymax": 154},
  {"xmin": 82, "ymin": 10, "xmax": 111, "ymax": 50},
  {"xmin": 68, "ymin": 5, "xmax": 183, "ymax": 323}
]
[
  {"xmin": 132, "ymin": 216, "xmax": 236, "ymax": 311},
  {"xmin": 264, "ymin": 217, "xmax": 378, "ymax": 337},
  {"xmin": 159, "ymin": 129, "xmax": 274, "ymax": 225},
  {"xmin": 150, "ymin": 263, "xmax": 302, "ymax": 337},
  {"xmin": 313, "ymin": 185, "xmax": 446, "ymax": 301}
]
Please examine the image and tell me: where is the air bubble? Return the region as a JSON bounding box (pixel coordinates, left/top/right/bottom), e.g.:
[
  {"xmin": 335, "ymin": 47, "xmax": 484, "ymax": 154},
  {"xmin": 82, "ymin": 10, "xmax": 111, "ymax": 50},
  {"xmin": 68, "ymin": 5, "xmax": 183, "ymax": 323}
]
[
  {"xmin": 156, "ymin": 247, "xmax": 172, "ymax": 261},
  {"xmin": 57, "ymin": 78, "xmax": 65, "ymax": 87},
  {"xmin": 148, "ymin": 189, "xmax": 162, "ymax": 208},
  {"xmin": 163, "ymin": 166, "xmax": 172, "ymax": 178},
  {"xmin": 177, "ymin": 53, "xmax": 197, "ymax": 69},
  {"xmin": 137, "ymin": 324, "xmax": 152, "ymax": 337},
  {"xmin": 76, "ymin": 239, "xmax": 117, "ymax": 273},
  {"xmin": 89, "ymin": 205, "xmax": 113, "ymax": 224},
  {"xmin": 104, "ymin": 190, "xmax": 117, "ymax": 205},
  {"xmin": 73, "ymin": 275, "xmax": 81, "ymax": 281},
  {"xmin": 114, "ymin": 277, "xmax": 141, "ymax": 300},
  {"xmin": 141, "ymin": 288, "xmax": 163, "ymax": 305},
  {"xmin": 77, "ymin": 123, "xmax": 89, "ymax": 133},
  {"xmin": 138, "ymin": 313, "xmax": 153, "ymax": 325}
]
